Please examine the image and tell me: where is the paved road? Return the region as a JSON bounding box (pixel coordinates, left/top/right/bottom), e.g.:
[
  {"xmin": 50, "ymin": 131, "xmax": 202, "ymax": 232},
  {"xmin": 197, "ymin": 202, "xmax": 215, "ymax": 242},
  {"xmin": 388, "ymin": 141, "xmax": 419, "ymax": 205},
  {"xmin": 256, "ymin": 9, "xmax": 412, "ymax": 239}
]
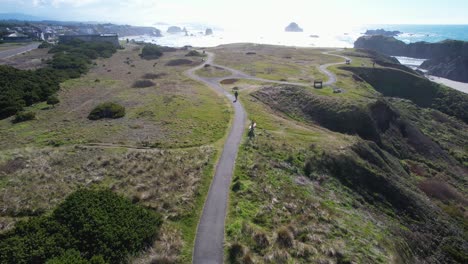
[
  {"xmin": 187, "ymin": 53, "xmax": 247, "ymax": 264},
  {"xmin": 319, "ymin": 50, "xmax": 352, "ymax": 86},
  {"xmin": 187, "ymin": 50, "xmax": 350, "ymax": 264},
  {"xmin": 0, "ymin": 43, "xmax": 40, "ymax": 59}
]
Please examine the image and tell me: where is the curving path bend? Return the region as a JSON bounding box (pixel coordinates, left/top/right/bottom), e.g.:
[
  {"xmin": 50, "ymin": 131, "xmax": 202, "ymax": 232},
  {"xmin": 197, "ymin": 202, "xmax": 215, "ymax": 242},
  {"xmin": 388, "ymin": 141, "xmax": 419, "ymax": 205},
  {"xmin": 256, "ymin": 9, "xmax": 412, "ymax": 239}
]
[{"xmin": 186, "ymin": 49, "xmax": 349, "ymax": 264}]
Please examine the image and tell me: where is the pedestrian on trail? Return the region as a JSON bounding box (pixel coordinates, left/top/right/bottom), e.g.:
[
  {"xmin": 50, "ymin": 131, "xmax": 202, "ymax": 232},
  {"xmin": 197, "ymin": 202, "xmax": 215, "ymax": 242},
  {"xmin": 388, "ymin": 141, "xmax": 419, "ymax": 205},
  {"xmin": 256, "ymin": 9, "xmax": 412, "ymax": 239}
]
[
  {"xmin": 373, "ymin": 62, "xmax": 376, "ymax": 68},
  {"xmin": 248, "ymin": 120, "xmax": 256, "ymax": 140},
  {"xmin": 234, "ymin": 90, "xmax": 239, "ymax": 102}
]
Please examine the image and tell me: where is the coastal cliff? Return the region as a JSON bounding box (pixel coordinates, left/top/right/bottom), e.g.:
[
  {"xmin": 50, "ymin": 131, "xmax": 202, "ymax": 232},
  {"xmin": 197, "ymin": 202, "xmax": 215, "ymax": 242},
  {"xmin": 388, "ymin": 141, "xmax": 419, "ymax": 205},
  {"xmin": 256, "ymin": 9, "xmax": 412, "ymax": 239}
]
[{"xmin": 354, "ymin": 35, "xmax": 468, "ymax": 82}]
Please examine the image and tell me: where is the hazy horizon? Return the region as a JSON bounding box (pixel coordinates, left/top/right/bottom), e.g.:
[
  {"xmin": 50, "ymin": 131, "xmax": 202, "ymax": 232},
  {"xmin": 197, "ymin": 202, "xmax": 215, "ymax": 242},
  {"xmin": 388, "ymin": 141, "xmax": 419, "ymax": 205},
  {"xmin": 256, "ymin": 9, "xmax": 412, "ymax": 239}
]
[{"xmin": 1, "ymin": 0, "xmax": 468, "ymax": 29}]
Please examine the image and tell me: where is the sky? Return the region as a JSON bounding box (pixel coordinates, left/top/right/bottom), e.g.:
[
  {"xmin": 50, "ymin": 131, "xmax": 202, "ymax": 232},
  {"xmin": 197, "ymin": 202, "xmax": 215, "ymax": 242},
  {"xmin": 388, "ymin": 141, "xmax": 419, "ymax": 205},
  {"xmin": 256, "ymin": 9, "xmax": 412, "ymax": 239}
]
[{"xmin": 1, "ymin": 0, "xmax": 468, "ymax": 28}]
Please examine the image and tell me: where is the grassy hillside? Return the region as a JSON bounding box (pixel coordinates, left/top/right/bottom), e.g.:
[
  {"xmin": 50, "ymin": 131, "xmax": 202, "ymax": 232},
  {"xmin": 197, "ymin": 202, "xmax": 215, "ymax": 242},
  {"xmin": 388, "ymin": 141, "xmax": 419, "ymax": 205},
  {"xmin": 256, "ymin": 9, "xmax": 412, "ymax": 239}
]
[{"xmin": 223, "ymin": 45, "xmax": 467, "ymax": 263}]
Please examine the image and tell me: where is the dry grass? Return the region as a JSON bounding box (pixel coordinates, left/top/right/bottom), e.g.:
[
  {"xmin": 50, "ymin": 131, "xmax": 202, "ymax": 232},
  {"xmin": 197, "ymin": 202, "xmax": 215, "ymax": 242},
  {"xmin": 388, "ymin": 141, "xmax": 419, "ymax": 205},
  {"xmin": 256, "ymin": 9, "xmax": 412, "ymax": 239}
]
[
  {"xmin": 419, "ymin": 179, "xmax": 467, "ymax": 204},
  {"xmin": 0, "ymin": 145, "xmax": 214, "ymax": 219}
]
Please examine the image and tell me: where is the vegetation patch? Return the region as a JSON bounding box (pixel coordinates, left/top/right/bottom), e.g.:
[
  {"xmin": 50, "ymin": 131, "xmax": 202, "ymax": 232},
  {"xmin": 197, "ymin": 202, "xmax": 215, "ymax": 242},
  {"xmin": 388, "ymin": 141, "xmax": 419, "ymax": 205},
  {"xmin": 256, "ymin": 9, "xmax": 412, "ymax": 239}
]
[
  {"xmin": 0, "ymin": 189, "xmax": 161, "ymax": 263},
  {"xmin": 88, "ymin": 102, "xmax": 125, "ymax": 120},
  {"xmin": 220, "ymin": 78, "xmax": 239, "ymax": 85},
  {"xmin": 132, "ymin": 79, "xmax": 155, "ymax": 88},
  {"xmin": 185, "ymin": 50, "xmax": 205, "ymax": 57},
  {"xmin": 165, "ymin": 59, "xmax": 193, "ymax": 66},
  {"xmin": 12, "ymin": 111, "xmax": 35, "ymax": 123},
  {"xmin": 0, "ymin": 39, "xmax": 116, "ymax": 119},
  {"xmin": 142, "ymin": 72, "xmax": 167, "ymax": 79},
  {"xmin": 140, "ymin": 44, "xmax": 163, "ymax": 59}
]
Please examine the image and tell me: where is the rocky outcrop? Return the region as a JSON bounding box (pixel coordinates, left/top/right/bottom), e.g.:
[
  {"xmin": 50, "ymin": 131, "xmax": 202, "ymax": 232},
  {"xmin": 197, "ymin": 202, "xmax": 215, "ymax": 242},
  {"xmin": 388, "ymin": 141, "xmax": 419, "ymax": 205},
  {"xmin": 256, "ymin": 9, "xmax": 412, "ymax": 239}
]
[
  {"xmin": 97, "ymin": 25, "xmax": 162, "ymax": 37},
  {"xmin": 285, "ymin": 22, "xmax": 303, "ymax": 32},
  {"xmin": 421, "ymin": 56, "xmax": 468, "ymax": 82},
  {"xmin": 167, "ymin": 26, "xmax": 183, "ymax": 34},
  {"xmin": 354, "ymin": 36, "xmax": 468, "ymax": 82},
  {"xmin": 205, "ymin": 28, "xmax": 213, "ymax": 35},
  {"xmin": 365, "ymin": 29, "xmax": 401, "ymax": 37}
]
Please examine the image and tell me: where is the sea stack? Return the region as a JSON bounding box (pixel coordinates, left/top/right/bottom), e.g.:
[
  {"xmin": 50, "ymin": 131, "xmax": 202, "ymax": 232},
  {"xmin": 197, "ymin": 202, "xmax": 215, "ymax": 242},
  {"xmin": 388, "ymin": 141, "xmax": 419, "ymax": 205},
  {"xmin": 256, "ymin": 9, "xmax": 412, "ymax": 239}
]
[
  {"xmin": 167, "ymin": 26, "xmax": 183, "ymax": 33},
  {"xmin": 205, "ymin": 28, "xmax": 213, "ymax": 35},
  {"xmin": 285, "ymin": 22, "xmax": 303, "ymax": 32}
]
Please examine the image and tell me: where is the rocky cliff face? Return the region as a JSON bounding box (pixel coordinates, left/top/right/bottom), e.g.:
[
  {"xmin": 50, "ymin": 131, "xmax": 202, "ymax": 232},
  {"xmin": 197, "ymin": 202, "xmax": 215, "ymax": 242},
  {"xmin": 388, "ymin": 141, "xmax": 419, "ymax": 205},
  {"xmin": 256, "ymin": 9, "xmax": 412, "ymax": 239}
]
[
  {"xmin": 354, "ymin": 36, "xmax": 468, "ymax": 82},
  {"xmin": 285, "ymin": 22, "xmax": 303, "ymax": 32}
]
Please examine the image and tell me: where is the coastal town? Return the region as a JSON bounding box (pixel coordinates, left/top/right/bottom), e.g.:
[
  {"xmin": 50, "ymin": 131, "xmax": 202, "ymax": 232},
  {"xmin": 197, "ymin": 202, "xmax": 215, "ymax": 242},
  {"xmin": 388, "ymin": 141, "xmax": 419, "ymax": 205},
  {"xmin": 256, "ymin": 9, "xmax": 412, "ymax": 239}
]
[{"xmin": 0, "ymin": 20, "xmax": 162, "ymax": 43}]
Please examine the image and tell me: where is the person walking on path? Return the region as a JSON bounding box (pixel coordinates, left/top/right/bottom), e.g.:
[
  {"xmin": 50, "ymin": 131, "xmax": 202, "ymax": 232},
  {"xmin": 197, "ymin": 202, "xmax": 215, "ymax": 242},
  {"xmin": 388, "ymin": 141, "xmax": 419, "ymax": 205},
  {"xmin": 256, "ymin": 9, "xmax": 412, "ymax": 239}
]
[
  {"xmin": 234, "ymin": 90, "xmax": 239, "ymax": 102},
  {"xmin": 248, "ymin": 120, "xmax": 256, "ymax": 140}
]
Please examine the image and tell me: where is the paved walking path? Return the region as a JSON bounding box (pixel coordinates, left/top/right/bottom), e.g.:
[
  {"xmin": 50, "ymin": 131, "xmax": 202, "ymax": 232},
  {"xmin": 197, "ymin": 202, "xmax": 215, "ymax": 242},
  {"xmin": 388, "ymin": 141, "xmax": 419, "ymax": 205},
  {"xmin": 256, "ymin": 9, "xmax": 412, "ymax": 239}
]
[
  {"xmin": 186, "ymin": 49, "xmax": 349, "ymax": 264},
  {"xmin": 0, "ymin": 43, "xmax": 40, "ymax": 59}
]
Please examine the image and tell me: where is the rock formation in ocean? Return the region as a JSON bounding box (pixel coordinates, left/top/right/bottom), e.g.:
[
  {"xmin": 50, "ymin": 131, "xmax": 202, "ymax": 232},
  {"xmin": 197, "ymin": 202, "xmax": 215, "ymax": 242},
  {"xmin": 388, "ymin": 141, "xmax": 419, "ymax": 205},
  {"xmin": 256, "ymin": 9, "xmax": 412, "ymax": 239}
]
[
  {"xmin": 167, "ymin": 26, "xmax": 183, "ymax": 33},
  {"xmin": 354, "ymin": 35, "xmax": 468, "ymax": 82},
  {"xmin": 205, "ymin": 28, "xmax": 213, "ymax": 35},
  {"xmin": 365, "ymin": 29, "xmax": 401, "ymax": 37},
  {"xmin": 285, "ymin": 22, "xmax": 303, "ymax": 32}
]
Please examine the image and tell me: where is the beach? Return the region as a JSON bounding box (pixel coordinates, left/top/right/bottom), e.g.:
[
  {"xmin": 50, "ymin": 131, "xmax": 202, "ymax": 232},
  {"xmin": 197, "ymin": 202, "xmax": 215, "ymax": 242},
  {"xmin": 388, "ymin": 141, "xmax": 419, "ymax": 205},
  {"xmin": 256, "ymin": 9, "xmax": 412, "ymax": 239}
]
[{"xmin": 427, "ymin": 75, "xmax": 468, "ymax": 94}]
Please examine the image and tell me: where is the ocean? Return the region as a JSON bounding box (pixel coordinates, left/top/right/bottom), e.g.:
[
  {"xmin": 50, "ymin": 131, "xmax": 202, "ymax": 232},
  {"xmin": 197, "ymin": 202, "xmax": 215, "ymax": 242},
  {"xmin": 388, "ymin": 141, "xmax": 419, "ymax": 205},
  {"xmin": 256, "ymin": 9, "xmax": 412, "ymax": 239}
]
[{"xmin": 124, "ymin": 24, "xmax": 468, "ymax": 48}]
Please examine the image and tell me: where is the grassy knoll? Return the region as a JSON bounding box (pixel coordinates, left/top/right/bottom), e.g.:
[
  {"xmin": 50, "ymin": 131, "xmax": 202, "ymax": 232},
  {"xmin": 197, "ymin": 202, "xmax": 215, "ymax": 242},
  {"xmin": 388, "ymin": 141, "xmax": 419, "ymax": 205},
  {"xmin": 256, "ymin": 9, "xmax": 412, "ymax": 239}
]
[
  {"xmin": 225, "ymin": 47, "xmax": 467, "ymax": 263},
  {"xmin": 225, "ymin": 84, "xmax": 401, "ymax": 263},
  {"xmin": 210, "ymin": 44, "xmax": 337, "ymax": 83},
  {"xmin": 0, "ymin": 43, "xmax": 232, "ymax": 263}
]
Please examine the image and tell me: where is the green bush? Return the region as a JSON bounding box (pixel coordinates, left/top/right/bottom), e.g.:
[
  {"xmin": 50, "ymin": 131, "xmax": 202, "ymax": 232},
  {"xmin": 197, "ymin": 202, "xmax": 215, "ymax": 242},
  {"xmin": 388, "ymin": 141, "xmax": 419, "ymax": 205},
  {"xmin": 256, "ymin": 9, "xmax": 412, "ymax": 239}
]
[
  {"xmin": 12, "ymin": 111, "xmax": 35, "ymax": 123},
  {"xmin": 47, "ymin": 95, "xmax": 60, "ymax": 106},
  {"xmin": 38, "ymin": 41, "xmax": 54, "ymax": 49},
  {"xmin": 185, "ymin": 50, "xmax": 203, "ymax": 57},
  {"xmin": 132, "ymin": 80, "xmax": 155, "ymax": 88},
  {"xmin": 140, "ymin": 44, "xmax": 163, "ymax": 59},
  {"xmin": 88, "ymin": 102, "xmax": 125, "ymax": 120},
  {"xmin": 0, "ymin": 189, "xmax": 162, "ymax": 264}
]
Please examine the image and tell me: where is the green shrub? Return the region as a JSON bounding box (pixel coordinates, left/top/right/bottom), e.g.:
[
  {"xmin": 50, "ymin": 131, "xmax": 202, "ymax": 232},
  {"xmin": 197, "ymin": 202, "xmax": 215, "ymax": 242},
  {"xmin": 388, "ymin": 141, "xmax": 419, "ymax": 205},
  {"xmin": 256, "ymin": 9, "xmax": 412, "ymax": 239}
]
[
  {"xmin": 140, "ymin": 44, "xmax": 163, "ymax": 59},
  {"xmin": 185, "ymin": 50, "xmax": 203, "ymax": 57},
  {"xmin": 38, "ymin": 41, "xmax": 54, "ymax": 49},
  {"xmin": 88, "ymin": 102, "xmax": 125, "ymax": 120},
  {"xmin": 12, "ymin": 111, "xmax": 35, "ymax": 123},
  {"xmin": 132, "ymin": 80, "xmax": 155, "ymax": 88},
  {"xmin": 47, "ymin": 95, "xmax": 60, "ymax": 107},
  {"xmin": 0, "ymin": 189, "xmax": 162, "ymax": 264},
  {"xmin": 53, "ymin": 189, "xmax": 161, "ymax": 262},
  {"xmin": 47, "ymin": 250, "xmax": 84, "ymax": 264}
]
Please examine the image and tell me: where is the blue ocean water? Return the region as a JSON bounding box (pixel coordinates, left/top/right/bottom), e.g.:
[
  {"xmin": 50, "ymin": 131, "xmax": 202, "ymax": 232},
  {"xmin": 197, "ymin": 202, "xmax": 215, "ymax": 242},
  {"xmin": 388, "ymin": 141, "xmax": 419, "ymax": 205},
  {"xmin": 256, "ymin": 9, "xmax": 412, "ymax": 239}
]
[{"xmin": 367, "ymin": 24, "xmax": 468, "ymax": 43}]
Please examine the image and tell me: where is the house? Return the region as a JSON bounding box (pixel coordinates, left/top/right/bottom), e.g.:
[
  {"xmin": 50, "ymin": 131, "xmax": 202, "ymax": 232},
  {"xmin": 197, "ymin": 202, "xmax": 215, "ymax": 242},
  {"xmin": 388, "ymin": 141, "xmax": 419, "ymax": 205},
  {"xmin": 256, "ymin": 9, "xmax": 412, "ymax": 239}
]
[{"xmin": 2, "ymin": 32, "xmax": 32, "ymax": 42}]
